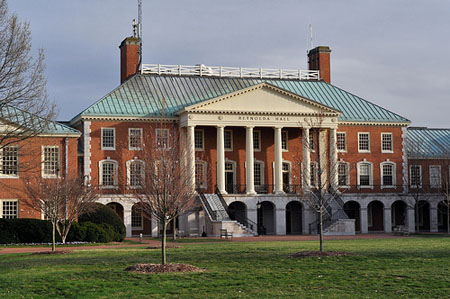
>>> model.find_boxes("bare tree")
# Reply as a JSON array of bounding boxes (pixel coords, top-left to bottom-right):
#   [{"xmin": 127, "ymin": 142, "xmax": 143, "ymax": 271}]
[
  {"xmin": 0, "ymin": 0, "xmax": 55, "ymax": 150},
  {"xmin": 21, "ymin": 176, "xmax": 98, "ymax": 251},
  {"xmin": 133, "ymin": 122, "xmax": 198, "ymax": 264}
]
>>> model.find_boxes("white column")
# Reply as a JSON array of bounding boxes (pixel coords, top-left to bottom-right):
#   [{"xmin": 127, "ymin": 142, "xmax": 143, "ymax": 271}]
[
  {"xmin": 407, "ymin": 207, "xmax": 415, "ymax": 233},
  {"xmin": 275, "ymin": 208, "xmax": 286, "ymax": 235},
  {"xmin": 274, "ymin": 127, "xmax": 284, "ymax": 194},
  {"xmin": 302, "ymin": 127, "xmax": 311, "ymax": 192},
  {"xmin": 384, "ymin": 207, "xmax": 392, "ymax": 233},
  {"xmin": 430, "ymin": 206, "xmax": 438, "ymax": 232},
  {"xmin": 151, "ymin": 217, "xmax": 158, "ymax": 237},
  {"xmin": 216, "ymin": 126, "xmax": 226, "ymax": 194},
  {"xmin": 329, "ymin": 128, "xmax": 338, "ymax": 189},
  {"xmin": 124, "ymin": 208, "xmax": 132, "ymax": 237},
  {"xmin": 187, "ymin": 125, "xmax": 196, "ymax": 191},
  {"xmin": 246, "ymin": 126, "xmax": 256, "ymax": 194},
  {"xmin": 360, "ymin": 207, "xmax": 368, "ymax": 233}
]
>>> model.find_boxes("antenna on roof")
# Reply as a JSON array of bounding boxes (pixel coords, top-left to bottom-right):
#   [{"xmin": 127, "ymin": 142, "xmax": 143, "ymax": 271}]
[
  {"xmin": 309, "ymin": 24, "xmax": 314, "ymax": 50},
  {"xmin": 137, "ymin": 0, "xmax": 143, "ymax": 69}
]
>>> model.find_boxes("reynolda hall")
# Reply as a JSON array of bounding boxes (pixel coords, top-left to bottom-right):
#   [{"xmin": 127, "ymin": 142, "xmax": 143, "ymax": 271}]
[{"xmin": 1, "ymin": 35, "xmax": 449, "ymax": 237}]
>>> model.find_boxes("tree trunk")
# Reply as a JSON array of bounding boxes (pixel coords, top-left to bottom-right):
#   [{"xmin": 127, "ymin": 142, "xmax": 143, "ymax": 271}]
[
  {"xmin": 161, "ymin": 220, "xmax": 167, "ymax": 265},
  {"xmin": 319, "ymin": 210, "xmax": 323, "ymax": 252},
  {"xmin": 52, "ymin": 221, "xmax": 56, "ymax": 252},
  {"xmin": 173, "ymin": 216, "xmax": 177, "ymax": 241}
]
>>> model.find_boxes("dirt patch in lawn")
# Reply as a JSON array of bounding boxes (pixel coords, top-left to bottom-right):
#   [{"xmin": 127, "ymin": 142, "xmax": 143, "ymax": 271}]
[
  {"xmin": 289, "ymin": 251, "xmax": 353, "ymax": 258},
  {"xmin": 146, "ymin": 245, "xmax": 180, "ymax": 249},
  {"xmin": 125, "ymin": 263, "xmax": 204, "ymax": 274},
  {"xmin": 32, "ymin": 250, "xmax": 72, "ymax": 255}
]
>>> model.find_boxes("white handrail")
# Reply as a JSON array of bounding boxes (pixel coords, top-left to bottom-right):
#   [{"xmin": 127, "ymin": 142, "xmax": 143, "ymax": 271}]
[{"xmin": 140, "ymin": 64, "xmax": 320, "ymax": 80}]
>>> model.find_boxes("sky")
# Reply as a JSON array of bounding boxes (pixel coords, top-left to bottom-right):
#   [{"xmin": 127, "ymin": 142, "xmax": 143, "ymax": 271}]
[{"xmin": 8, "ymin": 0, "xmax": 450, "ymax": 127}]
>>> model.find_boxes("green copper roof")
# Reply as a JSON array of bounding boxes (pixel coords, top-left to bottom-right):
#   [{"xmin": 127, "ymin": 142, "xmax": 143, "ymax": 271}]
[
  {"xmin": 407, "ymin": 127, "xmax": 450, "ymax": 158},
  {"xmin": 1, "ymin": 105, "xmax": 80, "ymax": 136},
  {"xmin": 73, "ymin": 74, "xmax": 410, "ymax": 124}
]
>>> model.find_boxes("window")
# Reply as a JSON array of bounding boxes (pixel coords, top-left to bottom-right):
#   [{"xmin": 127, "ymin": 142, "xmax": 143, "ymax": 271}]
[
  {"xmin": 224, "ymin": 130, "xmax": 233, "ymax": 151},
  {"xmin": 99, "ymin": 160, "xmax": 117, "ymax": 188},
  {"xmin": 195, "ymin": 161, "xmax": 207, "ymax": 189},
  {"xmin": 253, "ymin": 130, "xmax": 261, "ymax": 151},
  {"xmin": 131, "ymin": 205, "xmax": 143, "ymax": 229},
  {"xmin": 129, "ymin": 128, "xmax": 142, "ymax": 150},
  {"xmin": 195, "ymin": 129, "xmax": 204, "ymax": 151},
  {"xmin": 0, "ymin": 146, "xmax": 18, "ymax": 177},
  {"xmin": 156, "ymin": 128, "xmax": 169, "ymax": 149},
  {"xmin": 430, "ymin": 165, "xmax": 441, "ymax": 188},
  {"xmin": 309, "ymin": 131, "xmax": 315, "ymax": 151},
  {"xmin": 254, "ymin": 161, "xmax": 264, "ymax": 186},
  {"xmin": 410, "ymin": 165, "xmax": 422, "ymax": 188},
  {"xmin": 337, "ymin": 132, "xmax": 347, "ymax": 152},
  {"xmin": 282, "ymin": 162, "xmax": 291, "ymax": 192},
  {"xmin": 42, "ymin": 146, "xmax": 60, "ymax": 178},
  {"xmin": 101, "ymin": 128, "xmax": 115, "ymax": 150},
  {"xmin": 358, "ymin": 133, "xmax": 370, "ymax": 152},
  {"xmin": 357, "ymin": 161, "xmax": 373, "ymax": 187},
  {"xmin": 338, "ymin": 162, "xmax": 349, "ymax": 187},
  {"xmin": 310, "ymin": 162, "xmax": 317, "ymax": 187},
  {"xmin": 381, "ymin": 162, "xmax": 395, "ymax": 187},
  {"xmin": 0, "ymin": 200, "xmax": 18, "ymax": 219},
  {"xmin": 281, "ymin": 130, "xmax": 288, "ymax": 151},
  {"xmin": 381, "ymin": 133, "xmax": 393, "ymax": 153},
  {"xmin": 127, "ymin": 160, "xmax": 144, "ymax": 188}
]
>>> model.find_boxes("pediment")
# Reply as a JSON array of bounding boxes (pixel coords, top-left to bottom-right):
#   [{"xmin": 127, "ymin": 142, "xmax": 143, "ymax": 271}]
[{"xmin": 183, "ymin": 83, "xmax": 340, "ymax": 116}]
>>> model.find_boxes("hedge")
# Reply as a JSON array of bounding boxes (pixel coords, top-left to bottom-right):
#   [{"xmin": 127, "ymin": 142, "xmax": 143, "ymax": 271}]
[
  {"xmin": 78, "ymin": 204, "xmax": 126, "ymax": 241},
  {"xmin": 0, "ymin": 219, "xmax": 59, "ymax": 244}
]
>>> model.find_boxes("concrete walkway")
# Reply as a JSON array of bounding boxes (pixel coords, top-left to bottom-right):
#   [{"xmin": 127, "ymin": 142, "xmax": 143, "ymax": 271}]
[{"xmin": 0, "ymin": 233, "xmax": 422, "ymax": 255}]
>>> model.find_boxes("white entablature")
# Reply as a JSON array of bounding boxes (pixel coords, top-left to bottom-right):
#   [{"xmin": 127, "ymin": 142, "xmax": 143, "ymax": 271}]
[{"xmin": 178, "ymin": 83, "xmax": 340, "ymax": 128}]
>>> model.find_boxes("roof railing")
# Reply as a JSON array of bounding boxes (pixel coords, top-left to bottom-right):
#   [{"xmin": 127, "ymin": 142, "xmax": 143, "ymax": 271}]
[{"xmin": 140, "ymin": 64, "xmax": 320, "ymax": 81}]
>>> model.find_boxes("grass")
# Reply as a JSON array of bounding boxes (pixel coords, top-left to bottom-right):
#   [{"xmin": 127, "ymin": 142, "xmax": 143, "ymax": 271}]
[
  {"xmin": 0, "ymin": 239, "xmax": 141, "ymax": 248},
  {"xmin": 147, "ymin": 237, "xmax": 229, "ymax": 243},
  {"xmin": 0, "ymin": 236, "xmax": 449, "ymax": 298}
]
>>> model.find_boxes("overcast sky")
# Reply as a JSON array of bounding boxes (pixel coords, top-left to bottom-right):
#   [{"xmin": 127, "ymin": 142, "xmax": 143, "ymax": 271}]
[{"xmin": 8, "ymin": 0, "xmax": 450, "ymax": 127}]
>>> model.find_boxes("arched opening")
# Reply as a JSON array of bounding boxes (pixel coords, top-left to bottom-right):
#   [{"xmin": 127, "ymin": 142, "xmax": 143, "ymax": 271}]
[
  {"xmin": 107, "ymin": 202, "xmax": 124, "ymax": 222},
  {"xmin": 368, "ymin": 200, "xmax": 384, "ymax": 231},
  {"xmin": 286, "ymin": 201, "xmax": 302, "ymax": 234},
  {"xmin": 438, "ymin": 201, "xmax": 449, "ymax": 232},
  {"xmin": 257, "ymin": 201, "xmax": 275, "ymax": 235},
  {"xmin": 392, "ymin": 200, "xmax": 407, "ymax": 227},
  {"xmin": 344, "ymin": 201, "xmax": 361, "ymax": 233},
  {"xmin": 415, "ymin": 200, "xmax": 430, "ymax": 232},
  {"xmin": 228, "ymin": 201, "xmax": 247, "ymax": 226}
]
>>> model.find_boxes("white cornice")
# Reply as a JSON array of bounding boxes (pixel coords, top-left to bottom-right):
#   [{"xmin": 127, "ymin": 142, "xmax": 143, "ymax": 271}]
[{"xmin": 79, "ymin": 116, "xmax": 179, "ymax": 122}]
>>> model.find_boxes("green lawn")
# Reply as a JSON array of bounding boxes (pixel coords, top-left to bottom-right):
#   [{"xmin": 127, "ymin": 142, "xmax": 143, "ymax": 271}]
[{"xmin": 0, "ymin": 236, "xmax": 449, "ymax": 298}]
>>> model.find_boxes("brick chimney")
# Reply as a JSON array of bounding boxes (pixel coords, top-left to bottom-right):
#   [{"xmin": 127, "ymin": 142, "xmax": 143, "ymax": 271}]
[
  {"xmin": 308, "ymin": 46, "xmax": 331, "ymax": 84},
  {"xmin": 119, "ymin": 37, "xmax": 140, "ymax": 83}
]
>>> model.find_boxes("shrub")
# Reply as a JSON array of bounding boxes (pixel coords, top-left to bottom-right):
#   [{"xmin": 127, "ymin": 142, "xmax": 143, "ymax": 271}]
[
  {"xmin": 0, "ymin": 219, "xmax": 60, "ymax": 244},
  {"xmin": 82, "ymin": 222, "xmax": 109, "ymax": 243},
  {"xmin": 66, "ymin": 222, "xmax": 86, "ymax": 242},
  {"xmin": 79, "ymin": 204, "xmax": 126, "ymax": 241}
]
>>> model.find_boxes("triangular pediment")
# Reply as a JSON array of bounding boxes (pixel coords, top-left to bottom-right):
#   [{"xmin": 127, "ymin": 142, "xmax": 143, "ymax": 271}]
[{"xmin": 183, "ymin": 83, "xmax": 340, "ymax": 116}]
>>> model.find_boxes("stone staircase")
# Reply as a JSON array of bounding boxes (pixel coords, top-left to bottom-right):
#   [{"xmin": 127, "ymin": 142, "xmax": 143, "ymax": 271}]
[{"xmin": 203, "ymin": 193, "xmax": 230, "ymax": 221}]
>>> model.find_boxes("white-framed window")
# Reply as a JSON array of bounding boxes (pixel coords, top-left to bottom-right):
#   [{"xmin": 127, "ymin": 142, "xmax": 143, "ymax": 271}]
[
  {"xmin": 357, "ymin": 160, "xmax": 373, "ymax": 188},
  {"xmin": 381, "ymin": 133, "xmax": 393, "ymax": 153},
  {"xmin": 410, "ymin": 165, "xmax": 422, "ymax": 188},
  {"xmin": 0, "ymin": 146, "xmax": 19, "ymax": 178},
  {"xmin": 253, "ymin": 130, "xmax": 261, "ymax": 151},
  {"xmin": 254, "ymin": 160, "xmax": 264, "ymax": 187},
  {"xmin": 337, "ymin": 132, "xmax": 347, "ymax": 152},
  {"xmin": 195, "ymin": 129, "xmax": 204, "ymax": 151},
  {"xmin": 0, "ymin": 199, "xmax": 18, "ymax": 219},
  {"xmin": 127, "ymin": 159, "xmax": 144, "ymax": 188},
  {"xmin": 195, "ymin": 160, "xmax": 207, "ymax": 189},
  {"xmin": 99, "ymin": 159, "xmax": 118, "ymax": 188},
  {"xmin": 101, "ymin": 128, "xmax": 115, "ymax": 150},
  {"xmin": 129, "ymin": 128, "xmax": 143, "ymax": 150},
  {"xmin": 42, "ymin": 146, "xmax": 60, "ymax": 178},
  {"xmin": 282, "ymin": 161, "xmax": 291, "ymax": 192},
  {"xmin": 131, "ymin": 205, "xmax": 143, "ymax": 229},
  {"xmin": 156, "ymin": 128, "xmax": 169, "ymax": 149},
  {"xmin": 380, "ymin": 161, "xmax": 396, "ymax": 188},
  {"xmin": 224, "ymin": 130, "xmax": 233, "ymax": 151},
  {"xmin": 309, "ymin": 130, "xmax": 315, "ymax": 151},
  {"xmin": 281, "ymin": 130, "xmax": 288, "ymax": 151},
  {"xmin": 358, "ymin": 133, "xmax": 370, "ymax": 153},
  {"xmin": 337, "ymin": 162, "xmax": 350, "ymax": 187},
  {"xmin": 430, "ymin": 165, "xmax": 441, "ymax": 188},
  {"xmin": 310, "ymin": 162, "xmax": 318, "ymax": 187}
]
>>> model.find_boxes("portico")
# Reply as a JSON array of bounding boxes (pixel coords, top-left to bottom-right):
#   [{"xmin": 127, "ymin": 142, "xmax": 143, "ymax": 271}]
[{"xmin": 178, "ymin": 83, "xmax": 341, "ymax": 195}]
